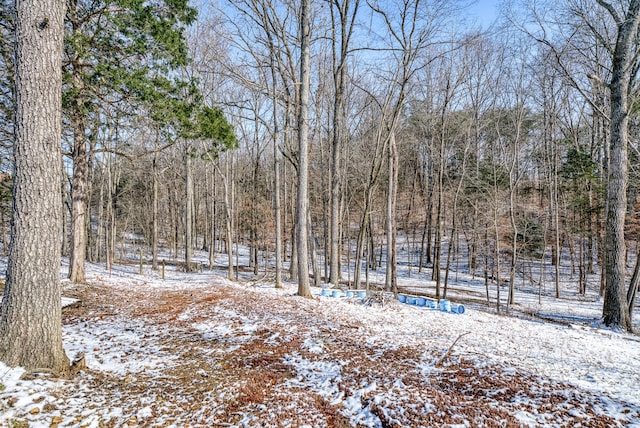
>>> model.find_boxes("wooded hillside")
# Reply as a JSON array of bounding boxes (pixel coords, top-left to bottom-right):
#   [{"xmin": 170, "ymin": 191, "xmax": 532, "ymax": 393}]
[{"xmin": 0, "ymin": 0, "xmax": 639, "ymax": 331}]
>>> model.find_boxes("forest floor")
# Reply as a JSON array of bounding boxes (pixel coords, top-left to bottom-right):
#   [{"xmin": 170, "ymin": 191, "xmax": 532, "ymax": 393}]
[{"xmin": 0, "ymin": 259, "xmax": 640, "ymax": 427}]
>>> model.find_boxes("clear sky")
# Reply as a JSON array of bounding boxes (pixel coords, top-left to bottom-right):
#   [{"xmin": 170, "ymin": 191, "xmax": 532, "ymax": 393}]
[{"xmin": 466, "ymin": 0, "xmax": 500, "ymax": 29}]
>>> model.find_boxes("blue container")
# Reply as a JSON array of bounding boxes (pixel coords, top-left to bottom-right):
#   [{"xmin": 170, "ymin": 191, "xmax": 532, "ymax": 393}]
[
  {"xmin": 332, "ymin": 290, "xmax": 342, "ymax": 298},
  {"xmin": 426, "ymin": 299, "xmax": 437, "ymax": 309},
  {"xmin": 451, "ymin": 303, "xmax": 465, "ymax": 314},
  {"xmin": 439, "ymin": 299, "xmax": 451, "ymax": 312},
  {"xmin": 346, "ymin": 290, "xmax": 355, "ymax": 298},
  {"xmin": 398, "ymin": 294, "xmax": 406, "ymax": 303},
  {"xmin": 416, "ymin": 297, "xmax": 427, "ymax": 307},
  {"xmin": 357, "ymin": 290, "xmax": 367, "ymax": 298},
  {"xmin": 321, "ymin": 288, "xmax": 331, "ymax": 297},
  {"xmin": 407, "ymin": 296, "xmax": 417, "ymax": 305}
]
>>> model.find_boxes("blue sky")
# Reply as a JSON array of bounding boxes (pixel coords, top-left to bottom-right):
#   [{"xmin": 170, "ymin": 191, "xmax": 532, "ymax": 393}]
[{"xmin": 466, "ymin": 0, "xmax": 500, "ymax": 28}]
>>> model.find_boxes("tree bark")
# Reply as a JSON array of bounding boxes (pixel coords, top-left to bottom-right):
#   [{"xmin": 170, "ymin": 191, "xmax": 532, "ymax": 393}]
[
  {"xmin": 385, "ymin": 131, "xmax": 398, "ymax": 292},
  {"xmin": 267, "ymin": 34, "xmax": 283, "ymax": 288},
  {"xmin": 221, "ymin": 155, "xmax": 234, "ymax": 280},
  {"xmin": 329, "ymin": 0, "xmax": 359, "ymax": 287},
  {"xmin": 67, "ymin": 0, "xmax": 87, "ymax": 284},
  {"xmin": 185, "ymin": 147, "xmax": 193, "ymax": 272},
  {"xmin": 152, "ymin": 152, "xmax": 159, "ymax": 270},
  {"xmin": 627, "ymin": 246, "xmax": 640, "ymax": 320},
  {"xmin": 601, "ymin": 0, "xmax": 640, "ymax": 331},
  {"xmin": 0, "ymin": 0, "xmax": 69, "ymax": 372},
  {"xmin": 296, "ymin": 0, "xmax": 312, "ymax": 297},
  {"xmin": 68, "ymin": 112, "xmax": 87, "ymax": 283}
]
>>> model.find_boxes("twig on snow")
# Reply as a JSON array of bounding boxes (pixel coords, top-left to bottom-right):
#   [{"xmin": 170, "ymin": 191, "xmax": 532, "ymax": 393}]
[{"xmin": 433, "ymin": 332, "xmax": 470, "ymax": 368}]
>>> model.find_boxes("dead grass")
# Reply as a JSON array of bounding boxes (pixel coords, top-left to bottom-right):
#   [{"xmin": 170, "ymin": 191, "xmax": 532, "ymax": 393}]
[{"xmin": 50, "ymin": 278, "xmax": 639, "ymax": 427}]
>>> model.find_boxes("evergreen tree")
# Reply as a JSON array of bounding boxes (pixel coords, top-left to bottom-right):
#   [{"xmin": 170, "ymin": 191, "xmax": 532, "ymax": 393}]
[{"xmin": 64, "ymin": 0, "xmax": 198, "ymax": 282}]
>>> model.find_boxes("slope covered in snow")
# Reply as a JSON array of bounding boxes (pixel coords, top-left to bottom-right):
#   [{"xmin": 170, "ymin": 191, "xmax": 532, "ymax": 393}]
[{"xmin": 0, "ymin": 258, "xmax": 638, "ymax": 427}]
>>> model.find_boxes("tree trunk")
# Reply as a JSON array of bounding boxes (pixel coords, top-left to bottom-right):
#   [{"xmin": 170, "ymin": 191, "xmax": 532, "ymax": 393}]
[
  {"xmin": 0, "ymin": 0, "xmax": 69, "ymax": 372},
  {"xmin": 224, "ymin": 156, "xmax": 234, "ymax": 280},
  {"xmin": 68, "ymin": 112, "xmax": 87, "ymax": 283},
  {"xmin": 354, "ymin": 192, "xmax": 373, "ymax": 289},
  {"xmin": 289, "ymin": 222, "xmax": 298, "ymax": 278},
  {"xmin": 270, "ymin": 57, "xmax": 283, "ymax": 289},
  {"xmin": 185, "ymin": 147, "xmax": 193, "ymax": 272},
  {"xmin": 68, "ymin": 1, "xmax": 88, "ymax": 283},
  {"xmin": 296, "ymin": 0, "xmax": 312, "ymax": 298},
  {"xmin": 209, "ymin": 167, "xmax": 216, "ymax": 268},
  {"xmin": 602, "ymin": 0, "xmax": 640, "ymax": 331},
  {"xmin": 329, "ymin": 0, "xmax": 359, "ymax": 286},
  {"xmin": 86, "ymin": 152, "xmax": 94, "ymax": 262},
  {"xmin": 385, "ymin": 131, "xmax": 398, "ymax": 292},
  {"xmin": 309, "ymin": 211, "xmax": 321, "ymax": 288},
  {"xmin": 627, "ymin": 246, "xmax": 640, "ymax": 320},
  {"xmin": 152, "ymin": 152, "xmax": 159, "ymax": 270},
  {"xmin": 553, "ymin": 142, "xmax": 561, "ymax": 298},
  {"xmin": 329, "ymin": 117, "xmax": 342, "ymax": 286},
  {"xmin": 96, "ymin": 167, "xmax": 105, "ymax": 263},
  {"xmin": 508, "ymin": 179, "xmax": 518, "ymax": 307},
  {"xmin": 432, "ymin": 160, "xmax": 443, "ymax": 298}
]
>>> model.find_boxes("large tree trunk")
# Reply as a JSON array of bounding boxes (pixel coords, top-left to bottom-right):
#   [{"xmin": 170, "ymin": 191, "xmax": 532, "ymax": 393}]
[
  {"xmin": 296, "ymin": 0, "xmax": 312, "ymax": 297},
  {"xmin": 0, "ymin": 0, "xmax": 69, "ymax": 372},
  {"xmin": 601, "ymin": 0, "xmax": 640, "ymax": 331}
]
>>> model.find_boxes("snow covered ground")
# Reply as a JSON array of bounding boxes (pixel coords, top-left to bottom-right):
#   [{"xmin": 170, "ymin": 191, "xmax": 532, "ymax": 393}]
[{"xmin": 0, "ymin": 248, "xmax": 639, "ymax": 426}]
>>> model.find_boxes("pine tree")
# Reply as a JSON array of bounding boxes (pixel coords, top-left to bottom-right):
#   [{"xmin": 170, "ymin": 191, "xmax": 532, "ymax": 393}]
[
  {"xmin": 0, "ymin": 0, "xmax": 69, "ymax": 372},
  {"xmin": 65, "ymin": 0, "xmax": 198, "ymax": 283}
]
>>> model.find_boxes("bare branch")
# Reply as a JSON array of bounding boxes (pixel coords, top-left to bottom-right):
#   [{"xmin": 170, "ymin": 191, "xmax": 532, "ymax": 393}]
[
  {"xmin": 433, "ymin": 332, "xmax": 470, "ymax": 368},
  {"xmin": 595, "ymin": 0, "xmax": 622, "ymax": 26}
]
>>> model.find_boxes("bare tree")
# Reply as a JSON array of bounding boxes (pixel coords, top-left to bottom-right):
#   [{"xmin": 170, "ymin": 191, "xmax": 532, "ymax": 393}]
[
  {"xmin": 329, "ymin": 0, "xmax": 360, "ymax": 287},
  {"xmin": 527, "ymin": 0, "xmax": 640, "ymax": 331},
  {"xmin": 600, "ymin": 0, "xmax": 640, "ymax": 330},
  {"xmin": 296, "ymin": 0, "xmax": 313, "ymax": 297},
  {"xmin": 364, "ymin": 0, "xmax": 455, "ymax": 292}
]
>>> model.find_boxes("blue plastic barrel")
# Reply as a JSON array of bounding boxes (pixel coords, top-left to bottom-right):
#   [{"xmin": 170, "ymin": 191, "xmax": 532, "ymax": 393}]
[
  {"xmin": 398, "ymin": 294, "xmax": 406, "ymax": 303},
  {"xmin": 439, "ymin": 299, "xmax": 451, "ymax": 312},
  {"xmin": 451, "ymin": 303, "xmax": 465, "ymax": 314}
]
